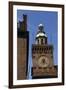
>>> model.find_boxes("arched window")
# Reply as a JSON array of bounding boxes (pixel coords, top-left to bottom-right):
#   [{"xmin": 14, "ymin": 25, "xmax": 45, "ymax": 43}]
[
  {"xmin": 41, "ymin": 38, "xmax": 43, "ymax": 44},
  {"xmin": 38, "ymin": 39, "xmax": 39, "ymax": 44}
]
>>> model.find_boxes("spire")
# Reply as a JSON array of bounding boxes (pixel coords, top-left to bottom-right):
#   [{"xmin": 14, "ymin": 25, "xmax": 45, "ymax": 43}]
[
  {"xmin": 38, "ymin": 24, "xmax": 44, "ymax": 32},
  {"xmin": 36, "ymin": 23, "xmax": 47, "ymax": 38},
  {"xmin": 35, "ymin": 23, "xmax": 47, "ymax": 45}
]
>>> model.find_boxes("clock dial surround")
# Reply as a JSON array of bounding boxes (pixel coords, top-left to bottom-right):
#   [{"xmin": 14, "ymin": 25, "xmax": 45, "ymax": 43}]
[{"xmin": 38, "ymin": 56, "xmax": 49, "ymax": 67}]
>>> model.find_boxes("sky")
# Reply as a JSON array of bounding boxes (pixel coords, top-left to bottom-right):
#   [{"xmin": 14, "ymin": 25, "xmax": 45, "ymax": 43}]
[{"xmin": 17, "ymin": 10, "xmax": 58, "ymax": 79}]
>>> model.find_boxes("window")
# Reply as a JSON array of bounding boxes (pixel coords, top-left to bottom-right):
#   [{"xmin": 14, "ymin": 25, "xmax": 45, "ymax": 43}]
[
  {"xmin": 41, "ymin": 39, "xmax": 43, "ymax": 44},
  {"xmin": 38, "ymin": 39, "xmax": 39, "ymax": 44}
]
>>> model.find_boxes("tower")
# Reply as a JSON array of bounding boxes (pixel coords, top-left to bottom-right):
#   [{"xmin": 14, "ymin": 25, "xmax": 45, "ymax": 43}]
[
  {"xmin": 32, "ymin": 24, "xmax": 57, "ymax": 79},
  {"xmin": 17, "ymin": 15, "xmax": 29, "ymax": 80}
]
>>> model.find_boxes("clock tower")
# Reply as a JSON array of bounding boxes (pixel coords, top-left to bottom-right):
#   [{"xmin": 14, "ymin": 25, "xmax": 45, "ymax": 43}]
[{"xmin": 32, "ymin": 24, "xmax": 57, "ymax": 79}]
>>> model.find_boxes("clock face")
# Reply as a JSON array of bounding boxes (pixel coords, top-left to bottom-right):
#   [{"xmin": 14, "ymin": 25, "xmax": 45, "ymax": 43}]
[{"xmin": 38, "ymin": 56, "xmax": 49, "ymax": 67}]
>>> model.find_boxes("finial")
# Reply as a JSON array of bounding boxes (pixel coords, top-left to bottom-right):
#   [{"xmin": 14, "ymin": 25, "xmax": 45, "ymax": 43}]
[{"xmin": 38, "ymin": 24, "xmax": 44, "ymax": 31}]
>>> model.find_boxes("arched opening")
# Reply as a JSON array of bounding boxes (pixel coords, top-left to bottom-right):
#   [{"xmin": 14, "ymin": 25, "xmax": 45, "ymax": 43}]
[{"xmin": 41, "ymin": 38, "xmax": 43, "ymax": 44}]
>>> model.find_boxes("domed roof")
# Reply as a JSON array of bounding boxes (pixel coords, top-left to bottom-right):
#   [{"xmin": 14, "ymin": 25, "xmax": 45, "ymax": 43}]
[
  {"xmin": 36, "ymin": 32, "xmax": 47, "ymax": 38},
  {"xmin": 36, "ymin": 23, "xmax": 47, "ymax": 38},
  {"xmin": 38, "ymin": 24, "xmax": 43, "ymax": 27}
]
